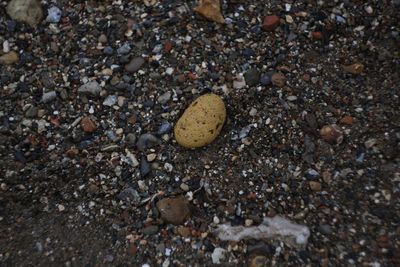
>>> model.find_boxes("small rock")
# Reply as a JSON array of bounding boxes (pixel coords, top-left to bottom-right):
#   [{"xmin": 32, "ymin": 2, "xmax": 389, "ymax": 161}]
[
  {"xmin": 319, "ymin": 224, "xmax": 332, "ymax": 235},
  {"xmin": 103, "ymin": 95, "xmax": 117, "ymax": 107},
  {"xmin": 309, "ymin": 181, "xmax": 322, "ymax": 191},
  {"xmin": 311, "ymin": 31, "xmax": 323, "ymax": 39},
  {"xmin": 260, "ymin": 74, "xmax": 271, "ymax": 85},
  {"xmin": 262, "ymin": 15, "xmax": 280, "ymax": 31},
  {"xmin": 211, "ymin": 247, "xmax": 226, "ymax": 264},
  {"xmin": 157, "ymin": 92, "xmax": 171, "ymax": 104},
  {"xmin": 41, "ymin": 91, "xmax": 57, "ymax": 103},
  {"xmin": 287, "ymin": 95, "xmax": 297, "ymax": 101},
  {"xmin": 244, "ymin": 69, "xmax": 260, "ymax": 87},
  {"xmin": 117, "ymin": 43, "xmax": 131, "ymax": 55},
  {"xmin": 177, "ymin": 226, "xmax": 191, "ymax": 237},
  {"xmin": 98, "ymin": 34, "xmax": 108, "ymax": 44},
  {"xmin": 365, "ymin": 138, "xmax": 377, "ymax": 149},
  {"xmin": 25, "ymin": 106, "xmax": 38, "ymax": 118},
  {"xmin": 125, "ymin": 133, "xmax": 137, "ymax": 146},
  {"xmin": 6, "ymin": 0, "xmax": 43, "ymax": 27},
  {"xmin": 271, "ymin": 73, "xmax": 286, "ymax": 87},
  {"xmin": 343, "ymin": 63, "xmax": 364, "ymax": 75},
  {"xmin": 193, "ymin": 0, "xmax": 225, "ymax": 24},
  {"xmin": 180, "ymin": 183, "xmax": 189, "ymax": 192},
  {"xmin": 140, "ymin": 157, "xmax": 151, "ymax": 177},
  {"xmin": 81, "ymin": 117, "xmax": 97, "ymax": 133},
  {"xmin": 142, "ymin": 225, "xmax": 159, "ymax": 235},
  {"xmin": 117, "ymin": 188, "xmax": 141, "ymax": 204},
  {"xmin": 146, "ymin": 153, "xmax": 157, "ymax": 162},
  {"xmin": 46, "ymin": 6, "xmax": 61, "ymax": 23},
  {"xmin": 320, "ymin": 124, "xmax": 343, "ymax": 144},
  {"xmin": 339, "ymin": 115, "xmax": 353, "ymax": 125},
  {"xmin": 78, "ymin": 81, "xmax": 101, "ymax": 96},
  {"xmin": 137, "ymin": 133, "xmax": 160, "ymax": 151},
  {"xmin": 156, "ymin": 196, "xmax": 190, "ymax": 225},
  {"xmin": 233, "ymin": 74, "xmax": 246, "ymax": 89},
  {"xmin": 125, "ymin": 57, "xmax": 145, "ymax": 73},
  {"xmin": 322, "ymin": 171, "xmax": 332, "ymax": 184},
  {"xmin": 0, "ymin": 51, "xmax": 19, "ymax": 65},
  {"xmin": 157, "ymin": 121, "xmax": 172, "ymax": 135}
]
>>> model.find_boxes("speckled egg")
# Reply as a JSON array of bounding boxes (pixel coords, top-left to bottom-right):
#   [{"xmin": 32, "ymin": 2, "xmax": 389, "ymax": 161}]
[{"xmin": 174, "ymin": 94, "xmax": 226, "ymax": 148}]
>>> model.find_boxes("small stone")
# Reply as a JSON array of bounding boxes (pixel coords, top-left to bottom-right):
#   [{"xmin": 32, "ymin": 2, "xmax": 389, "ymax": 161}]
[
  {"xmin": 177, "ymin": 227, "xmax": 191, "ymax": 237},
  {"xmin": 319, "ymin": 224, "xmax": 332, "ymax": 235},
  {"xmin": 146, "ymin": 153, "xmax": 157, "ymax": 162},
  {"xmin": 245, "ymin": 219, "xmax": 253, "ymax": 226},
  {"xmin": 244, "ymin": 69, "xmax": 260, "ymax": 87},
  {"xmin": 365, "ymin": 138, "xmax": 377, "ymax": 149},
  {"xmin": 142, "ymin": 225, "xmax": 159, "ymax": 235},
  {"xmin": 287, "ymin": 95, "xmax": 297, "ymax": 101},
  {"xmin": 125, "ymin": 133, "xmax": 137, "ymax": 146},
  {"xmin": 103, "ymin": 95, "xmax": 117, "ymax": 107},
  {"xmin": 25, "ymin": 106, "xmax": 38, "ymax": 118},
  {"xmin": 81, "ymin": 117, "xmax": 97, "ymax": 133},
  {"xmin": 6, "ymin": 0, "xmax": 43, "ymax": 27},
  {"xmin": 302, "ymin": 74, "xmax": 311, "ymax": 82},
  {"xmin": 271, "ymin": 73, "xmax": 286, "ymax": 87},
  {"xmin": 156, "ymin": 196, "xmax": 190, "ymax": 225},
  {"xmin": 309, "ymin": 181, "xmax": 322, "ymax": 191},
  {"xmin": 78, "ymin": 81, "xmax": 101, "ymax": 96},
  {"xmin": 320, "ymin": 124, "xmax": 343, "ymax": 144},
  {"xmin": 343, "ymin": 63, "xmax": 364, "ymax": 75},
  {"xmin": 180, "ymin": 183, "xmax": 189, "ymax": 192},
  {"xmin": 211, "ymin": 247, "xmax": 226, "ymax": 264},
  {"xmin": 157, "ymin": 121, "xmax": 172, "ymax": 135},
  {"xmin": 260, "ymin": 74, "xmax": 271, "ymax": 85},
  {"xmin": 103, "ymin": 46, "xmax": 114, "ymax": 55},
  {"xmin": 157, "ymin": 92, "xmax": 171, "ymax": 104},
  {"xmin": 125, "ymin": 57, "xmax": 145, "ymax": 73},
  {"xmin": 193, "ymin": 0, "xmax": 225, "ymax": 24},
  {"xmin": 117, "ymin": 188, "xmax": 141, "ymax": 204},
  {"xmin": 117, "ymin": 96, "xmax": 126, "ymax": 107},
  {"xmin": 233, "ymin": 74, "xmax": 246, "ymax": 89},
  {"xmin": 41, "ymin": 91, "xmax": 57, "ymax": 103},
  {"xmin": 322, "ymin": 171, "xmax": 332, "ymax": 184},
  {"xmin": 311, "ymin": 31, "xmax": 323, "ymax": 39},
  {"xmin": 339, "ymin": 115, "xmax": 353, "ymax": 125},
  {"xmin": 117, "ymin": 43, "xmax": 131, "ymax": 55},
  {"xmin": 98, "ymin": 34, "xmax": 107, "ymax": 44},
  {"xmin": 0, "ymin": 51, "xmax": 19, "ymax": 65},
  {"xmin": 262, "ymin": 15, "xmax": 280, "ymax": 31},
  {"xmin": 46, "ymin": 6, "xmax": 61, "ymax": 23},
  {"xmin": 137, "ymin": 133, "xmax": 160, "ymax": 151},
  {"xmin": 140, "ymin": 157, "xmax": 151, "ymax": 178}
]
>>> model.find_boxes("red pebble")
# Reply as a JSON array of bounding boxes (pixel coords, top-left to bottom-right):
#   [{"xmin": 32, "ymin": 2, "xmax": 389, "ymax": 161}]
[{"xmin": 262, "ymin": 15, "xmax": 280, "ymax": 31}]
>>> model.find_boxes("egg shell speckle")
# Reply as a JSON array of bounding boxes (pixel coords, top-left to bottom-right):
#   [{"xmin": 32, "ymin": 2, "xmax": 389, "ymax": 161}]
[{"xmin": 174, "ymin": 94, "xmax": 226, "ymax": 148}]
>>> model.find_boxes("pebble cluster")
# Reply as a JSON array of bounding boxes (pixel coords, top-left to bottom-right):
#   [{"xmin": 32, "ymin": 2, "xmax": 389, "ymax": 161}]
[{"xmin": 0, "ymin": 0, "xmax": 399, "ymax": 266}]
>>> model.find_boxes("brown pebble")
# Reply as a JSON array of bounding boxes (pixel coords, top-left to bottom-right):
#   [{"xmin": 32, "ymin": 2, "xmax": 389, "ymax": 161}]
[
  {"xmin": 320, "ymin": 124, "xmax": 343, "ymax": 144},
  {"xmin": 312, "ymin": 31, "xmax": 323, "ymax": 39},
  {"xmin": 81, "ymin": 117, "xmax": 97, "ymax": 133},
  {"xmin": 0, "ymin": 51, "xmax": 19, "ymax": 65},
  {"xmin": 303, "ymin": 74, "xmax": 311, "ymax": 82},
  {"xmin": 156, "ymin": 196, "xmax": 190, "ymax": 225},
  {"xmin": 309, "ymin": 181, "xmax": 322, "ymax": 191},
  {"xmin": 193, "ymin": 0, "xmax": 225, "ymax": 24},
  {"xmin": 271, "ymin": 73, "xmax": 286, "ymax": 87},
  {"xmin": 177, "ymin": 226, "xmax": 191, "ymax": 237},
  {"xmin": 322, "ymin": 171, "xmax": 332, "ymax": 184},
  {"xmin": 343, "ymin": 63, "xmax": 364, "ymax": 75},
  {"xmin": 339, "ymin": 115, "xmax": 354, "ymax": 125},
  {"xmin": 262, "ymin": 15, "xmax": 280, "ymax": 31}
]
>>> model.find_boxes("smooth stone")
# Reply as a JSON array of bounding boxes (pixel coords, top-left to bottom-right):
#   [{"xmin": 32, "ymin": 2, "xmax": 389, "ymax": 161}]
[
  {"xmin": 41, "ymin": 91, "xmax": 57, "ymax": 103},
  {"xmin": 78, "ymin": 81, "xmax": 101, "ymax": 95},
  {"xmin": 156, "ymin": 196, "xmax": 190, "ymax": 225},
  {"xmin": 125, "ymin": 57, "xmax": 145, "ymax": 73},
  {"xmin": 244, "ymin": 69, "xmax": 260, "ymax": 87},
  {"xmin": 6, "ymin": 0, "xmax": 43, "ymax": 27}
]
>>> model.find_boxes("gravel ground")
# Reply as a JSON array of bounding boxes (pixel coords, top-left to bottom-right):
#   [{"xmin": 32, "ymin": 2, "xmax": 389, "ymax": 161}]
[{"xmin": 1, "ymin": 0, "xmax": 399, "ymax": 266}]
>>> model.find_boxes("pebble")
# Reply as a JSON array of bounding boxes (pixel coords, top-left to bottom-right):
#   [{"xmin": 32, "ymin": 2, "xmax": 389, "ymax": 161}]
[
  {"xmin": 157, "ymin": 92, "xmax": 171, "ymax": 104},
  {"xmin": 157, "ymin": 121, "xmax": 172, "ymax": 135},
  {"xmin": 117, "ymin": 43, "xmax": 131, "ymax": 55},
  {"xmin": 244, "ymin": 69, "xmax": 260, "ymax": 87},
  {"xmin": 339, "ymin": 115, "xmax": 354, "ymax": 125},
  {"xmin": 146, "ymin": 153, "xmax": 157, "ymax": 162},
  {"xmin": 211, "ymin": 247, "xmax": 226, "ymax": 264},
  {"xmin": 125, "ymin": 133, "xmax": 137, "ymax": 146},
  {"xmin": 6, "ymin": 0, "xmax": 43, "ymax": 27},
  {"xmin": 142, "ymin": 225, "xmax": 159, "ymax": 235},
  {"xmin": 103, "ymin": 95, "xmax": 117, "ymax": 107},
  {"xmin": 177, "ymin": 227, "xmax": 191, "ymax": 237},
  {"xmin": 320, "ymin": 124, "xmax": 343, "ymax": 144},
  {"xmin": 262, "ymin": 15, "xmax": 280, "ymax": 31},
  {"xmin": 249, "ymin": 255, "xmax": 268, "ymax": 267},
  {"xmin": 156, "ymin": 196, "xmax": 190, "ymax": 225},
  {"xmin": 81, "ymin": 117, "xmax": 97, "ymax": 133},
  {"xmin": 41, "ymin": 91, "xmax": 57, "ymax": 103},
  {"xmin": 137, "ymin": 133, "xmax": 160, "ymax": 151},
  {"xmin": 271, "ymin": 73, "xmax": 286, "ymax": 87},
  {"xmin": 46, "ymin": 6, "xmax": 61, "ymax": 23},
  {"xmin": 78, "ymin": 81, "xmax": 101, "ymax": 95},
  {"xmin": 125, "ymin": 57, "xmax": 145, "ymax": 73},
  {"xmin": 140, "ymin": 157, "xmax": 151, "ymax": 177},
  {"xmin": 364, "ymin": 138, "xmax": 377, "ymax": 149},
  {"xmin": 0, "ymin": 51, "xmax": 19, "ymax": 65},
  {"xmin": 103, "ymin": 46, "xmax": 114, "ymax": 55},
  {"xmin": 98, "ymin": 34, "xmax": 107, "ymax": 44},
  {"xmin": 117, "ymin": 188, "xmax": 141, "ymax": 204},
  {"xmin": 287, "ymin": 96, "xmax": 297, "ymax": 101},
  {"xmin": 343, "ymin": 63, "xmax": 364, "ymax": 75},
  {"xmin": 180, "ymin": 183, "xmax": 189, "ymax": 192},
  {"xmin": 260, "ymin": 74, "xmax": 271, "ymax": 85},
  {"xmin": 309, "ymin": 181, "xmax": 322, "ymax": 191},
  {"xmin": 193, "ymin": 0, "xmax": 225, "ymax": 24}
]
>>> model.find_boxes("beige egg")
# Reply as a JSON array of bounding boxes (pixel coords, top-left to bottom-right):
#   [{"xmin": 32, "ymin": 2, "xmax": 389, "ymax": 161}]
[{"xmin": 174, "ymin": 94, "xmax": 226, "ymax": 148}]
